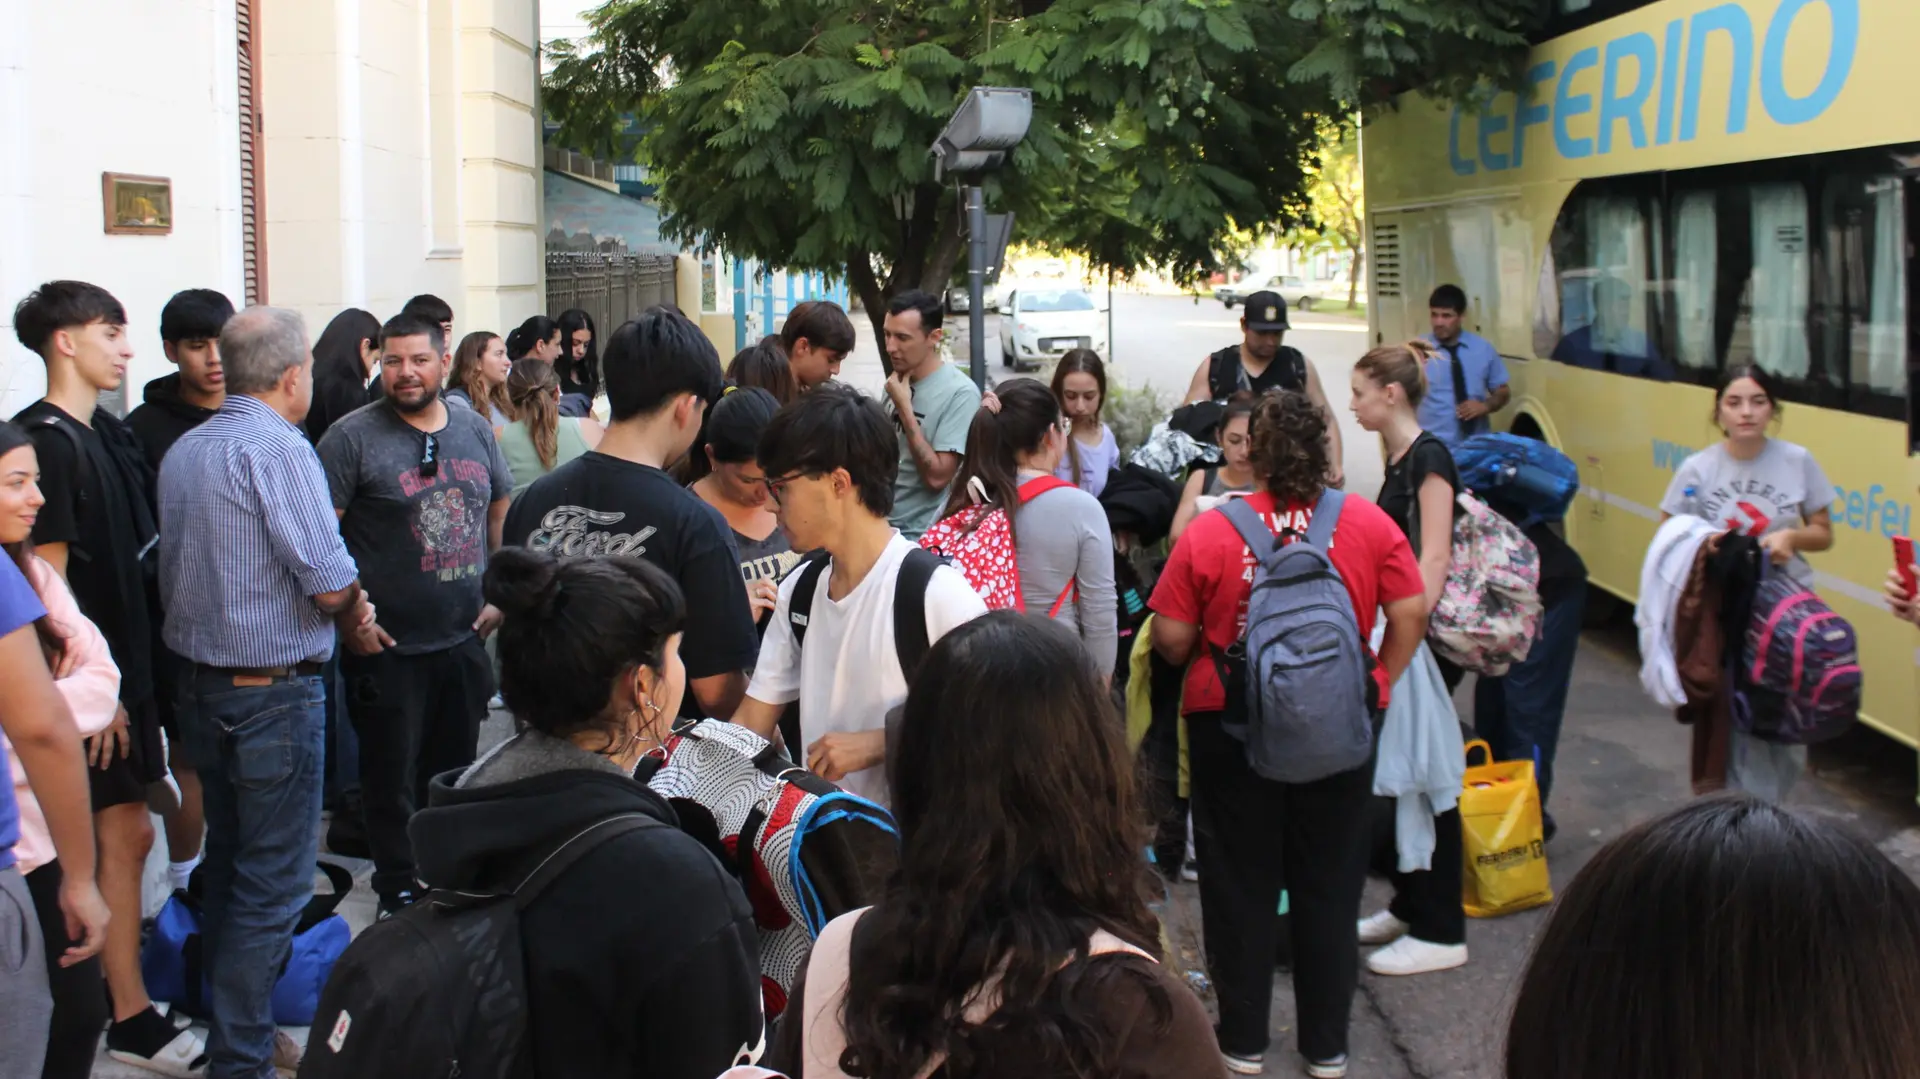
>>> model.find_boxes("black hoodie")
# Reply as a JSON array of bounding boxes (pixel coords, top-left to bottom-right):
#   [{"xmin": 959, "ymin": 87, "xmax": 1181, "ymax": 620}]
[
  {"xmin": 409, "ymin": 731, "xmax": 767, "ymax": 1079},
  {"xmin": 126, "ymin": 373, "xmax": 220, "ymax": 468}
]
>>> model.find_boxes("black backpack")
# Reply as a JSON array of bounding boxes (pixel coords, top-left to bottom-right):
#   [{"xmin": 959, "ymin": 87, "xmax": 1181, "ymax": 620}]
[{"xmin": 301, "ymin": 815, "xmax": 658, "ymax": 1079}]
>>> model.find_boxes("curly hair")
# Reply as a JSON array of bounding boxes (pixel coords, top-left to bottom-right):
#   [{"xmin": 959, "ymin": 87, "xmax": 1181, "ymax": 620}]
[{"xmin": 1248, "ymin": 389, "xmax": 1330, "ymax": 505}]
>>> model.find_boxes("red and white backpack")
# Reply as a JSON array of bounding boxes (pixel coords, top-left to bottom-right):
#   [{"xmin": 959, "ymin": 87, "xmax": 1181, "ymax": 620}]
[{"xmin": 918, "ymin": 475, "xmax": 1078, "ymax": 615}]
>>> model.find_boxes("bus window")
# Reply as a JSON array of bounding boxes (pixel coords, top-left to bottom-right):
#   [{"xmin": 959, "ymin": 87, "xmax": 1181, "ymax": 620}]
[
  {"xmin": 1541, "ymin": 188, "xmax": 1670, "ymax": 379},
  {"xmin": 1735, "ymin": 183, "xmax": 1813, "ymax": 381},
  {"xmin": 1819, "ymin": 174, "xmax": 1906, "ymax": 413},
  {"xmin": 1669, "ymin": 191, "xmax": 1719, "ymax": 374}
]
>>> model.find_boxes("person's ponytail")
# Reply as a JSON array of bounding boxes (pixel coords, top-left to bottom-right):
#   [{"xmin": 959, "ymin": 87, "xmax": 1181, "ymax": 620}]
[
  {"xmin": 939, "ymin": 379, "xmax": 1060, "ymax": 543},
  {"xmin": 507, "ymin": 358, "xmax": 561, "ymax": 470}
]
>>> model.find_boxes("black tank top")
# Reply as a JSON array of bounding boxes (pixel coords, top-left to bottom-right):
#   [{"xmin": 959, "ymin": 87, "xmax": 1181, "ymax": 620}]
[{"xmin": 1206, "ymin": 344, "xmax": 1307, "ymax": 402}]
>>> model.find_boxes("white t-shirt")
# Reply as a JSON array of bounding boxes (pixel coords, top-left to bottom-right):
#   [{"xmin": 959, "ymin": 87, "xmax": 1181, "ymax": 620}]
[
  {"xmin": 1659, "ymin": 438, "xmax": 1835, "ymax": 585},
  {"xmin": 746, "ymin": 534, "xmax": 987, "ymax": 805}
]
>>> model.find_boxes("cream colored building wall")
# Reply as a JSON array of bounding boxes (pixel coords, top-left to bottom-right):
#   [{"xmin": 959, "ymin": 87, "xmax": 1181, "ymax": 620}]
[
  {"xmin": 0, "ymin": 0, "xmax": 245, "ymax": 417},
  {"xmin": 263, "ymin": 0, "xmax": 540, "ymax": 342}
]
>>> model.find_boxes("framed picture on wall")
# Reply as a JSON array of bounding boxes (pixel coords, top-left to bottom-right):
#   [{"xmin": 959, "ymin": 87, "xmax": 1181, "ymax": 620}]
[{"xmin": 102, "ymin": 173, "xmax": 172, "ymax": 235}]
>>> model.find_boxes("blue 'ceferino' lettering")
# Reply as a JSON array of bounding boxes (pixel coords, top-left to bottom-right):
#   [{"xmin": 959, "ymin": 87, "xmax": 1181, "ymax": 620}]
[{"xmin": 1449, "ymin": 0, "xmax": 1859, "ymax": 176}]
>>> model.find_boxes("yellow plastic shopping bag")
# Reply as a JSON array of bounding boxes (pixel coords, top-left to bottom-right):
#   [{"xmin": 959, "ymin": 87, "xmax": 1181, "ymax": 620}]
[{"xmin": 1459, "ymin": 740, "xmax": 1553, "ymax": 918}]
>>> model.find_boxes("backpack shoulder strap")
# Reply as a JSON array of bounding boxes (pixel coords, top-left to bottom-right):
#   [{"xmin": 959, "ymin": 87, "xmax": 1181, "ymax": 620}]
[
  {"xmin": 1305, "ymin": 488, "xmax": 1346, "ymax": 549},
  {"xmin": 1017, "ymin": 475, "xmax": 1073, "ymax": 503},
  {"xmin": 1219, "ymin": 497, "xmax": 1274, "ymax": 558},
  {"xmin": 28, "ymin": 414, "xmax": 93, "ymax": 508},
  {"xmin": 893, "ymin": 548, "xmax": 940, "ymax": 681},
  {"xmin": 513, "ymin": 814, "xmax": 658, "ymax": 909},
  {"xmin": 787, "ymin": 550, "xmax": 831, "ymax": 653}
]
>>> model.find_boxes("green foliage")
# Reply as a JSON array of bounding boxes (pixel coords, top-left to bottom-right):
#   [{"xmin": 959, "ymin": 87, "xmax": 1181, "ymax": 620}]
[
  {"xmin": 1104, "ymin": 379, "xmax": 1173, "ymax": 463},
  {"xmin": 545, "ymin": 0, "xmax": 1536, "ymax": 340}
]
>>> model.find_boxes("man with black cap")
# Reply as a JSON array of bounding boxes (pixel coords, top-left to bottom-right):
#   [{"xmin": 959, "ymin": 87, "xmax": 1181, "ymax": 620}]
[{"xmin": 1183, "ymin": 289, "xmax": 1343, "ymax": 487}]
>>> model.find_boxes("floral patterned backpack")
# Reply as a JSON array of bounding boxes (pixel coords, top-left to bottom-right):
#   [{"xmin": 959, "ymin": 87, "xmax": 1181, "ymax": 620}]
[
  {"xmin": 918, "ymin": 475, "xmax": 1079, "ymax": 614},
  {"xmin": 1426, "ymin": 490, "xmax": 1543, "ymax": 676}
]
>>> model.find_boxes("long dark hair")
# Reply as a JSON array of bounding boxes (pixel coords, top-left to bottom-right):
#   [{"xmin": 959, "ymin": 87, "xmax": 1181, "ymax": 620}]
[
  {"xmin": 940, "ymin": 379, "xmax": 1060, "ymax": 543},
  {"xmin": 555, "ymin": 308, "xmax": 600, "ymax": 399},
  {"xmin": 0, "ymin": 423, "xmax": 68, "ymax": 665},
  {"xmin": 1248, "ymin": 389, "xmax": 1329, "ymax": 505},
  {"xmin": 312, "ymin": 308, "xmax": 380, "ymax": 389},
  {"xmin": 840, "ymin": 613, "xmax": 1167, "ymax": 1078},
  {"xmin": 506, "ymin": 359, "xmax": 561, "ymax": 470},
  {"xmin": 1508, "ymin": 796, "xmax": 1920, "ymax": 1079},
  {"xmin": 1049, "ymin": 349, "xmax": 1106, "ymax": 488}
]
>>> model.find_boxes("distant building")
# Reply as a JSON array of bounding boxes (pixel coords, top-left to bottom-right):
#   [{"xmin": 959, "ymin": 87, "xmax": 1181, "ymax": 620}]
[{"xmin": 0, "ymin": 0, "xmax": 543, "ymax": 414}]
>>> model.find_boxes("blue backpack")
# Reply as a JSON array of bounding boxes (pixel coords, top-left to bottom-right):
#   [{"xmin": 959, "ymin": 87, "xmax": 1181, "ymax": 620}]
[
  {"xmin": 1216, "ymin": 491, "xmax": 1376, "ymax": 784},
  {"xmin": 1453, "ymin": 433, "xmax": 1579, "ymax": 528},
  {"xmin": 142, "ymin": 861, "xmax": 353, "ymax": 1025}
]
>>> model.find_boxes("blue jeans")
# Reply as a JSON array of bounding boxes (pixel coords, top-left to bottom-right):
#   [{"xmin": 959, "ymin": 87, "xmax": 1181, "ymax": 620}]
[
  {"xmin": 178, "ymin": 671, "xmax": 326, "ymax": 1079},
  {"xmin": 1474, "ymin": 586, "xmax": 1585, "ymax": 811}
]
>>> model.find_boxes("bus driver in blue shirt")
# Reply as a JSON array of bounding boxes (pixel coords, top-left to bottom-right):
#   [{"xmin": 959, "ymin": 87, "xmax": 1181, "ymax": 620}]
[{"xmin": 1418, "ymin": 284, "xmax": 1510, "ymax": 449}]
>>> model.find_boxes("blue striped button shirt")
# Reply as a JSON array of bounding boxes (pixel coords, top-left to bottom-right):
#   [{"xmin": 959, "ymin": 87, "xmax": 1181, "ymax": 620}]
[{"xmin": 158, "ymin": 394, "xmax": 359, "ymax": 667}]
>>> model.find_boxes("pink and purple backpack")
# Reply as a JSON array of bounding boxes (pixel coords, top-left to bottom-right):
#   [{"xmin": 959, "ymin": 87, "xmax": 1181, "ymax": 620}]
[{"xmin": 1735, "ymin": 573, "xmax": 1861, "ymax": 745}]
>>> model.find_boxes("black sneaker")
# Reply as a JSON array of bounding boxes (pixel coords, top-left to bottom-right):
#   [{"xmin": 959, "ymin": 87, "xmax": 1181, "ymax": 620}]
[
  {"xmin": 106, "ymin": 1005, "xmax": 208, "ymax": 1077},
  {"xmin": 377, "ymin": 891, "xmax": 418, "ymax": 920}
]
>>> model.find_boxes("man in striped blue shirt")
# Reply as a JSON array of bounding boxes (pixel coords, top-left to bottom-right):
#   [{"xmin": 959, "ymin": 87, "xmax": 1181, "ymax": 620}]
[{"xmin": 157, "ymin": 306, "xmax": 386, "ymax": 1079}]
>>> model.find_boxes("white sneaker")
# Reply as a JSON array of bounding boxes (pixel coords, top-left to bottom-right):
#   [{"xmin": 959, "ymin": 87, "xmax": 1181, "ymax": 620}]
[
  {"xmin": 1367, "ymin": 935, "xmax": 1468, "ymax": 976},
  {"xmin": 1356, "ymin": 909, "xmax": 1410, "ymax": 946},
  {"xmin": 1306, "ymin": 1054, "xmax": 1349, "ymax": 1078},
  {"xmin": 1221, "ymin": 1050, "xmax": 1263, "ymax": 1075}
]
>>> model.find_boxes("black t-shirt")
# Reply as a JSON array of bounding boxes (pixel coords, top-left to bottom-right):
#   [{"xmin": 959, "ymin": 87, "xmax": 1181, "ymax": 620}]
[
  {"xmin": 12, "ymin": 401, "xmax": 159, "ymax": 707},
  {"xmin": 320, "ymin": 403, "xmax": 516, "ymax": 653},
  {"xmin": 504, "ymin": 452, "xmax": 758, "ymax": 713},
  {"xmin": 1205, "ymin": 344, "xmax": 1307, "ymax": 402},
  {"xmin": 1377, "ymin": 431, "xmax": 1462, "ymax": 556}
]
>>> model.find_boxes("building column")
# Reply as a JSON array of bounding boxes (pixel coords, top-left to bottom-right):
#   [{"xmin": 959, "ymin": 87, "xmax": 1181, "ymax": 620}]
[{"xmin": 458, "ymin": 0, "xmax": 541, "ymax": 334}]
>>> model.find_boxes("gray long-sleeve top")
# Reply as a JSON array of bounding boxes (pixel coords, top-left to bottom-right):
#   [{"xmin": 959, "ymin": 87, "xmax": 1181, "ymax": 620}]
[{"xmin": 1014, "ymin": 483, "xmax": 1118, "ymax": 671}]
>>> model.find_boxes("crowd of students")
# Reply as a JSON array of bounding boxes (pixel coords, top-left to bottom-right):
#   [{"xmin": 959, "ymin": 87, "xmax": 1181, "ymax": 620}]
[{"xmin": 1, "ymin": 273, "xmax": 1917, "ymax": 1079}]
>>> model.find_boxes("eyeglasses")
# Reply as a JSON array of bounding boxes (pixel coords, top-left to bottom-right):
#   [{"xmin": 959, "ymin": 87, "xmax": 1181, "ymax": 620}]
[
  {"xmin": 419, "ymin": 432, "xmax": 439, "ymax": 478},
  {"xmin": 763, "ymin": 470, "xmax": 814, "ymax": 505}
]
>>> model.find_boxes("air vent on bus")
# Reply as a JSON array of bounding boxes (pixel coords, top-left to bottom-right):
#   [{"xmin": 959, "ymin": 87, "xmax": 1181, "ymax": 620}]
[{"xmin": 1372, "ymin": 220, "xmax": 1401, "ymax": 298}]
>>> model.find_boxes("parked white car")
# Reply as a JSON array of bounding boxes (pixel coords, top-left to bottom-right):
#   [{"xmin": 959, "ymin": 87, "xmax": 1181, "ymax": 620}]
[
  {"xmin": 998, "ymin": 287, "xmax": 1107, "ymax": 367},
  {"xmin": 945, "ymin": 284, "xmax": 1002, "ymax": 314},
  {"xmin": 1214, "ymin": 274, "xmax": 1319, "ymax": 311}
]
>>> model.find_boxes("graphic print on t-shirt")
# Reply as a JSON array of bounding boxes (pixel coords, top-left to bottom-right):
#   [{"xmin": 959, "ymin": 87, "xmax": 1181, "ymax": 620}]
[
  {"xmin": 525, "ymin": 504, "xmax": 658, "ymax": 556},
  {"xmin": 400, "ymin": 460, "xmax": 491, "ymax": 579},
  {"xmin": 1692, "ymin": 481, "xmax": 1799, "ymax": 537}
]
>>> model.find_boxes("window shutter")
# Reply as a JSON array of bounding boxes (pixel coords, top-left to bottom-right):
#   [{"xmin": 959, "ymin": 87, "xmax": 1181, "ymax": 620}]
[{"xmin": 238, "ymin": 0, "xmax": 267, "ymax": 304}]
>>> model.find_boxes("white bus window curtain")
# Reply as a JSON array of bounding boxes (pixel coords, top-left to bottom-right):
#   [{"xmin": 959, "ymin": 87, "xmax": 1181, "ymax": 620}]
[
  {"xmin": 1591, "ymin": 196, "xmax": 1653, "ymax": 354},
  {"xmin": 1748, "ymin": 183, "xmax": 1811, "ymax": 379},
  {"xmin": 1867, "ymin": 179, "xmax": 1906, "ymax": 394},
  {"xmin": 1672, "ymin": 192, "xmax": 1718, "ymax": 371}
]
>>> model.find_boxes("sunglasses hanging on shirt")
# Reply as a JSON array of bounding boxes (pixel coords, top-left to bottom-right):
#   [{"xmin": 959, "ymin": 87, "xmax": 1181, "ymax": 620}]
[{"xmin": 419, "ymin": 432, "xmax": 440, "ymax": 478}]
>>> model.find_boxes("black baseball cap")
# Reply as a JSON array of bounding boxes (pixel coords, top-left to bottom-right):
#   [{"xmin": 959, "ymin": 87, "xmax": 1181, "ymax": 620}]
[{"xmin": 1242, "ymin": 291, "xmax": 1289, "ymax": 332}]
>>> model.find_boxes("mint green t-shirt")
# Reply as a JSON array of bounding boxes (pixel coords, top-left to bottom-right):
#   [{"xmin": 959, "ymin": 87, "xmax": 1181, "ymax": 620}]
[{"xmin": 887, "ymin": 362, "xmax": 982, "ymax": 538}]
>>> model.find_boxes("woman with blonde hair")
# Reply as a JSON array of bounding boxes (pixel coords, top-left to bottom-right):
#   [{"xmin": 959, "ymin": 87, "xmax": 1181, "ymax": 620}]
[
  {"xmin": 446, "ymin": 331, "xmax": 514, "ymax": 425},
  {"xmin": 496, "ymin": 358, "xmax": 603, "ymax": 496}
]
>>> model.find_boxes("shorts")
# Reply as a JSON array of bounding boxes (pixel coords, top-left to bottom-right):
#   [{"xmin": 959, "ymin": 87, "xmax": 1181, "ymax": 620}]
[{"xmin": 88, "ymin": 697, "xmax": 167, "ymax": 811}]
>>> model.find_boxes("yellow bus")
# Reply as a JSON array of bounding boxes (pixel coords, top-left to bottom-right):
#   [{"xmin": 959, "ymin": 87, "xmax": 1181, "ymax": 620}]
[{"xmin": 1361, "ymin": 0, "xmax": 1919, "ymax": 750}]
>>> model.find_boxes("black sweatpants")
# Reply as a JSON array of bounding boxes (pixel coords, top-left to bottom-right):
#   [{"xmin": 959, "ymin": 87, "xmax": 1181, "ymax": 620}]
[
  {"xmin": 344, "ymin": 637, "xmax": 493, "ymax": 903},
  {"xmin": 25, "ymin": 860, "xmax": 109, "ymax": 1079},
  {"xmin": 1371, "ymin": 799, "xmax": 1465, "ymax": 945},
  {"xmin": 1188, "ymin": 711, "xmax": 1375, "ymax": 1062}
]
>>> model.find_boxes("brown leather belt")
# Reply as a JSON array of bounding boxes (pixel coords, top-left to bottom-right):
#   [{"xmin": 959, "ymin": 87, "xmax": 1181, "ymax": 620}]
[{"xmin": 197, "ymin": 660, "xmax": 324, "ymax": 686}]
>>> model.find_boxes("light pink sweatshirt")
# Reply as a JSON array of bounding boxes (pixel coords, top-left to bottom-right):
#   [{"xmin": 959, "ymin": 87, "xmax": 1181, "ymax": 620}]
[{"xmin": 5, "ymin": 556, "xmax": 119, "ymax": 875}]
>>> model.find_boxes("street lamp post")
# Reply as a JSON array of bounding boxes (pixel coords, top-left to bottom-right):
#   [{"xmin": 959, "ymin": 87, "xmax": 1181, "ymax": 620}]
[{"xmin": 932, "ymin": 87, "xmax": 1032, "ymax": 388}]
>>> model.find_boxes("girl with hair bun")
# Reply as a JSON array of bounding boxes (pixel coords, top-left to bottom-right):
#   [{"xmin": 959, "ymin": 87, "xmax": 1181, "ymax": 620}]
[
  {"xmin": 1349, "ymin": 342, "xmax": 1472, "ymax": 979},
  {"xmin": 408, "ymin": 547, "xmax": 764, "ymax": 1079},
  {"xmin": 939, "ymin": 378, "xmax": 1117, "ymax": 671}
]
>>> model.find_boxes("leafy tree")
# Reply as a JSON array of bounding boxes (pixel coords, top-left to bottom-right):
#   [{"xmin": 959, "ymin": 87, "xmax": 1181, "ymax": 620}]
[
  {"xmin": 545, "ymin": 0, "xmax": 1536, "ymax": 343},
  {"xmin": 1282, "ymin": 121, "xmax": 1365, "ymax": 309}
]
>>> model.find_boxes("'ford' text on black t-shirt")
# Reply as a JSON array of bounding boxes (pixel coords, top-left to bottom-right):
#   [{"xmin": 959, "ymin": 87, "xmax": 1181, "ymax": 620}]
[{"xmin": 503, "ymin": 452, "xmax": 759, "ymax": 714}]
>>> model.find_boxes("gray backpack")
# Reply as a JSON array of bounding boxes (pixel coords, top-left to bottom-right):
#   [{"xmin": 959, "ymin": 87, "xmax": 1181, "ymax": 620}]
[{"xmin": 1217, "ymin": 491, "xmax": 1375, "ymax": 783}]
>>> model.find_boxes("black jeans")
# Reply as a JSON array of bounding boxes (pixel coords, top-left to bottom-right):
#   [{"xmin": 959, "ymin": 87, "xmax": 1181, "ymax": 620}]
[
  {"xmin": 345, "ymin": 637, "xmax": 493, "ymax": 903},
  {"xmin": 1188, "ymin": 711, "xmax": 1375, "ymax": 1062},
  {"xmin": 1371, "ymin": 799, "xmax": 1465, "ymax": 945},
  {"xmin": 25, "ymin": 860, "xmax": 108, "ymax": 1079}
]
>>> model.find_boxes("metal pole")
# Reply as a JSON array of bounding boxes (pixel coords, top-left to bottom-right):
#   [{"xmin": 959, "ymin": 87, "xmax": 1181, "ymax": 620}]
[
  {"xmin": 732, "ymin": 258, "xmax": 747, "ymax": 353},
  {"xmin": 1107, "ymin": 265, "xmax": 1115, "ymax": 365},
  {"xmin": 966, "ymin": 183, "xmax": 987, "ymax": 388}
]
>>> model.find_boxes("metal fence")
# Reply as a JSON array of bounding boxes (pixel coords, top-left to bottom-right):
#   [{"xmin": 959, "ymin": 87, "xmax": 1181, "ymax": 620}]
[{"xmin": 544, "ymin": 251, "xmax": 679, "ymax": 331}]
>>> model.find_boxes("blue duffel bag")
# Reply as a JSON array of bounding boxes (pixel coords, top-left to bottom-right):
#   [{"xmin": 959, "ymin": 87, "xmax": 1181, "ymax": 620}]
[
  {"xmin": 141, "ymin": 861, "xmax": 353, "ymax": 1026},
  {"xmin": 1454, "ymin": 433, "xmax": 1580, "ymax": 528}
]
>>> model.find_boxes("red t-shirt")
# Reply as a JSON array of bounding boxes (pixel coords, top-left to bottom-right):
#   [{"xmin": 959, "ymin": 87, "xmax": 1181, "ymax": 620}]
[{"xmin": 1149, "ymin": 490, "xmax": 1424, "ymax": 713}]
